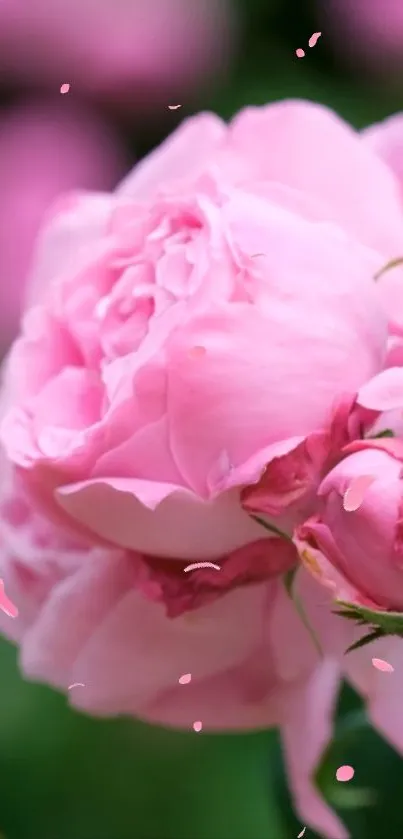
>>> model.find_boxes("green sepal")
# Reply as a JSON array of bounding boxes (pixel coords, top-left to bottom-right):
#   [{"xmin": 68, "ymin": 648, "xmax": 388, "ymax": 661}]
[
  {"xmin": 283, "ymin": 565, "xmax": 298, "ymax": 597},
  {"xmin": 345, "ymin": 628, "xmax": 386, "ymax": 654},
  {"xmin": 369, "ymin": 429, "xmax": 395, "ymax": 439},
  {"xmin": 335, "ymin": 600, "xmax": 403, "ymax": 635},
  {"xmin": 334, "ymin": 600, "xmax": 403, "ymax": 653}
]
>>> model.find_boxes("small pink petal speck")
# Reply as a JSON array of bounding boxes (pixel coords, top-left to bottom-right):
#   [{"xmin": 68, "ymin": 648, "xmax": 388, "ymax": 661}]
[
  {"xmin": 60, "ymin": 84, "xmax": 70, "ymax": 94},
  {"xmin": 336, "ymin": 765, "xmax": 355, "ymax": 782},
  {"xmin": 372, "ymin": 657, "xmax": 394, "ymax": 673},
  {"xmin": 296, "ymin": 48, "xmax": 305, "ymax": 58},
  {"xmin": 193, "ymin": 720, "xmax": 203, "ymax": 733},
  {"xmin": 179, "ymin": 673, "xmax": 192, "ymax": 685},
  {"xmin": 168, "ymin": 105, "xmax": 182, "ymax": 110},
  {"xmin": 297, "ymin": 829, "xmax": 306, "ymax": 838},
  {"xmin": 309, "ymin": 32, "xmax": 322, "ymax": 48},
  {"xmin": 188, "ymin": 345, "xmax": 206, "ymax": 359},
  {"xmin": 0, "ymin": 580, "xmax": 18, "ymax": 618},
  {"xmin": 343, "ymin": 475, "xmax": 375, "ymax": 512}
]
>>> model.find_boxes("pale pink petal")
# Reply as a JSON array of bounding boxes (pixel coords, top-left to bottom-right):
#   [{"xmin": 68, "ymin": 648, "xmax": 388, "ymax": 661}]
[
  {"xmin": 164, "ymin": 205, "xmax": 384, "ymax": 493},
  {"xmin": 117, "ymin": 113, "xmax": 226, "ymax": 200},
  {"xmin": 363, "ymin": 113, "xmax": 403, "ymax": 198},
  {"xmin": 229, "ymin": 100, "xmax": 403, "ymax": 253},
  {"xmin": 55, "ymin": 478, "xmax": 264, "ymax": 559},
  {"xmin": 343, "ymin": 437, "xmax": 403, "ymax": 460},
  {"xmin": 271, "ymin": 572, "xmax": 349, "ymax": 839},
  {"xmin": 358, "ymin": 367, "xmax": 403, "ymax": 410},
  {"xmin": 281, "ymin": 660, "xmax": 348, "ymax": 839},
  {"xmin": 26, "ymin": 192, "xmax": 112, "ymax": 307},
  {"xmin": 344, "ymin": 637, "xmax": 403, "ymax": 753}
]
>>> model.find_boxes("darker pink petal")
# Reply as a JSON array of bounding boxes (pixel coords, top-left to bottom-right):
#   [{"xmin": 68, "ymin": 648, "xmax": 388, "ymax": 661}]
[{"xmin": 134, "ymin": 537, "xmax": 297, "ymax": 617}]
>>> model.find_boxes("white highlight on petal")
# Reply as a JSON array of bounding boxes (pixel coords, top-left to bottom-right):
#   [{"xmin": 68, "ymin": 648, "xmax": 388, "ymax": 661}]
[{"xmin": 184, "ymin": 562, "xmax": 221, "ymax": 573}]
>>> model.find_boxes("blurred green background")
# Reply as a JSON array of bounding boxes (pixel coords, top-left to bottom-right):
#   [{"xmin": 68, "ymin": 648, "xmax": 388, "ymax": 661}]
[{"xmin": 1, "ymin": 0, "xmax": 403, "ymax": 837}]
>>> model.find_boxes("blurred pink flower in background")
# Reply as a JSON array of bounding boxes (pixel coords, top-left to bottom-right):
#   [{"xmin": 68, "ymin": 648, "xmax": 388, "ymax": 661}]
[
  {"xmin": 322, "ymin": 0, "xmax": 403, "ymax": 76},
  {"xmin": 0, "ymin": 0, "xmax": 235, "ymax": 109},
  {"xmin": 0, "ymin": 99, "xmax": 128, "ymax": 350}
]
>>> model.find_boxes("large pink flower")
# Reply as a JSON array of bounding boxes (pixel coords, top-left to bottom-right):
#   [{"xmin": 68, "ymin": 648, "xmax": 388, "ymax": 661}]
[
  {"xmin": 0, "ymin": 104, "xmax": 389, "ymax": 561},
  {"xmin": 2, "ymin": 100, "xmax": 403, "ymax": 838}
]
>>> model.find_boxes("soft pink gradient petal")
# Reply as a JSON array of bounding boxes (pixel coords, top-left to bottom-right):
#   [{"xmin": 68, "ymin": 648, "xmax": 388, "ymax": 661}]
[
  {"xmin": 358, "ymin": 367, "xmax": 403, "ymax": 411},
  {"xmin": 363, "ymin": 113, "xmax": 403, "ymax": 200},
  {"xmin": 55, "ymin": 478, "xmax": 264, "ymax": 559},
  {"xmin": 229, "ymin": 100, "xmax": 403, "ymax": 254},
  {"xmin": 282, "ymin": 661, "xmax": 348, "ymax": 839},
  {"xmin": 26, "ymin": 191, "xmax": 112, "ymax": 308},
  {"xmin": 162, "ymin": 197, "xmax": 385, "ymax": 494},
  {"xmin": 118, "ymin": 113, "xmax": 226, "ymax": 200},
  {"xmin": 275, "ymin": 571, "xmax": 350, "ymax": 839}
]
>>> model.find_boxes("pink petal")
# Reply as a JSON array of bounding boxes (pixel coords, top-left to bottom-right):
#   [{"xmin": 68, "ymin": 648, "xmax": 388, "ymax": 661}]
[
  {"xmin": 308, "ymin": 32, "xmax": 322, "ymax": 48},
  {"xmin": 26, "ymin": 192, "xmax": 112, "ymax": 308},
  {"xmin": 336, "ymin": 765, "xmax": 354, "ymax": 782},
  {"xmin": 229, "ymin": 100, "xmax": 403, "ymax": 253},
  {"xmin": 363, "ymin": 113, "xmax": 403, "ymax": 198},
  {"xmin": 55, "ymin": 478, "xmax": 263, "ymax": 559},
  {"xmin": 344, "ymin": 637, "xmax": 403, "ymax": 753},
  {"xmin": 0, "ymin": 580, "xmax": 18, "ymax": 618},
  {"xmin": 343, "ymin": 474, "xmax": 376, "ymax": 511},
  {"xmin": 372, "ymin": 657, "xmax": 394, "ymax": 673},
  {"xmin": 281, "ymin": 660, "xmax": 348, "ymax": 839},
  {"xmin": 358, "ymin": 367, "xmax": 403, "ymax": 411},
  {"xmin": 117, "ymin": 113, "xmax": 226, "ymax": 200}
]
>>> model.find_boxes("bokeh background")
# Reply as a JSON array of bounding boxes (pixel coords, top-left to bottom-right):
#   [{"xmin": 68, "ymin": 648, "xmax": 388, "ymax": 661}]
[{"xmin": 0, "ymin": 1, "xmax": 403, "ymax": 837}]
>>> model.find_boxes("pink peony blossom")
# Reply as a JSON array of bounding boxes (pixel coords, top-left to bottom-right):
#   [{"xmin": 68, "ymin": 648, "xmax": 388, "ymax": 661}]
[
  {"xmin": 2, "ymin": 100, "xmax": 403, "ymax": 838},
  {"xmin": 0, "ymin": 99, "xmax": 127, "ymax": 350}
]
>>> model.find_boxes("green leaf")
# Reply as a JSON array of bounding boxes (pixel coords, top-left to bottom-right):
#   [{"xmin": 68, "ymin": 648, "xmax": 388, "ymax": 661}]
[{"xmin": 330, "ymin": 786, "xmax": 376, "ymax": 810}]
